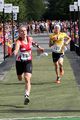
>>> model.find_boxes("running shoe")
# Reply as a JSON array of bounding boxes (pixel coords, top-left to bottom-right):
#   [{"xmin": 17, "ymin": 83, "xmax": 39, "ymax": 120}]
[
  {"xmin": 55, "ymin": 77, "xmax": 61, "ymax": 84},
  {"xmin": 24, "ymin": 95, "xmax": 30, "ymax": 105}
]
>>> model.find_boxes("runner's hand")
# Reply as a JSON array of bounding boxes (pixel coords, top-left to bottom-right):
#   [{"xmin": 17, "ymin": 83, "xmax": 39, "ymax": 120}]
[
  {"xmin": 38, "ymin": 47, "xmax": 44, "ymax": 52},
  {"xmin": 37, "ymin": 47, "xmax": 44, "ymax": 56}
]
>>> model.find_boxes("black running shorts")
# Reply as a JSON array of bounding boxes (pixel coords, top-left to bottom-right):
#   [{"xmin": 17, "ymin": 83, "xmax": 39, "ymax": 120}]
[
  {"xmin": 16, "ymin": 60, "xmax": 32, "ymax": 75},
  {"xmin": 52, "ymin": 52, "xmax": 64, "ymax": 62}
]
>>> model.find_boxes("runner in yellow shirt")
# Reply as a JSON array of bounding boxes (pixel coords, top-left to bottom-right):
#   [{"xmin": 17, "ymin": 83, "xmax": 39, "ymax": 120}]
[{"xmin": 49, "ymin": 24, "xmax": 71, "ymax": 84}]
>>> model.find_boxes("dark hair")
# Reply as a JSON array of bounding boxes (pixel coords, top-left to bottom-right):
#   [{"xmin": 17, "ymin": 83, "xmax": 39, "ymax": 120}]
[{"xmin": 51, "ymin": 25, "xmax": 54, "ymax": 30}]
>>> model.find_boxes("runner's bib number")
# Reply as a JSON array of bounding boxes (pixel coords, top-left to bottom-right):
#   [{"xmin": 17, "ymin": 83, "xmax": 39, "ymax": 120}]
[
  {"xmin": 20, "ymin": 52, "xmax": 30, "ymax": 61},
  {"xmin": 52, "ymin": 45, "xmax": 61, "ymax": 53}
]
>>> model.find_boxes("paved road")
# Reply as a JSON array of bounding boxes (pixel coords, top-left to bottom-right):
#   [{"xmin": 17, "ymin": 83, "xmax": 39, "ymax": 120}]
[
  {"xmin": 66, "ymin": 51, "xmax": 80, "ymax": 87},
  {"xmin": 0, "ymin": 45, "xmax": 4, "ymax": 64},
  {"xmin": 31, "ymin": 33, "xmax": 51, "ymax": 52}
]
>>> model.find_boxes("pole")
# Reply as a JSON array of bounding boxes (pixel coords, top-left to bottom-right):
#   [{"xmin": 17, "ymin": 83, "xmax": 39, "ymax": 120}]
[
  {"xmin": 74, "ymin": 9, "xmax": 76, "ymax": 44},
  {"xmin": 12, "ymin": 11, "xmax": 14, "ymax": 44},
  {"xmin": 70, "ymin": 12, "xmax": 72, "ymax": 37},
  {"xmin": 17, "ymin": 13, "xmax": 19, "ymax": 28},
  {"xmin": 70, "ymin": 10, "xmax": 75, "ymax": 51},
  {"xmin": 70, "ymin": 11, "xmax": 72, "ymax": 51},
  {"xmin": 75, "ymin": 6, "xmax": 80, "ymax": 56},
  {"xmin": 78, "ymin": 6, "xmax": 80, "ymax": 48},
  {"xmin": 12, "ymin": 11, "xmax": 14, "ymax": 43},
  {"xmin": 3, "ymin": 8, "xmax": 5, "ymax": 61}
]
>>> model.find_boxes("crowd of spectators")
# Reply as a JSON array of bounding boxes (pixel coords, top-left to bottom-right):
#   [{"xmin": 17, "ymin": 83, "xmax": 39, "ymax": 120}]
[
  {"xmin": 0, "ymin": 19, "xmax": 79, "ymax": 56},
  {"xmin": 25, "ymin": 20, "xmax": 79, "ymax": 44}
]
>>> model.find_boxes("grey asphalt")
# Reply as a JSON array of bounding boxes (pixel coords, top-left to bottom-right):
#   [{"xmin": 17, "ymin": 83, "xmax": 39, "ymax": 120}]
[
  {"xmin": 66, "ymin": 51, "xmax": 80, "ymax": 86},
  {"xmin": 0, "ymin": 44, "xmax": 4, "ymax": 64},
  {"xmin": 0, "ymin": 33, "xmax": 80, "ymax": 86}
]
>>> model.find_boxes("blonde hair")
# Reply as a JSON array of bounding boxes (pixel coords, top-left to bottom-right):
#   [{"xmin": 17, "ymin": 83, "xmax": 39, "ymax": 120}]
[
  {"xmin": 19, "ymin": 25, "xmax": 27, "ymax": 30},
  {"xmin": 54, "ymin": 24, "xmax": 61, "ymax": 31}
]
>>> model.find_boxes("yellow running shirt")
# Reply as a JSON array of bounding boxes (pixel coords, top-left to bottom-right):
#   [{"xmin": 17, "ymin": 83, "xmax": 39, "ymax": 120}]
[{"xmin": 49, "ymin": 32, "xmax": 68, "ymax": 53}]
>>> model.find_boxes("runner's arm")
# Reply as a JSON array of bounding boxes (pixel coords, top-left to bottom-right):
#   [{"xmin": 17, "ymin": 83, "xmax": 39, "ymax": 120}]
[
  {"xmin": 32, "ymin": 41, "xmax": 44, "ymax": 52},
  {"xmin": 14, "ymin": 41, "xmax": 20, "ymax": 56},
  {"xmin": 64, "ymin": 36, "xmax": 71, "ymax": 46}
]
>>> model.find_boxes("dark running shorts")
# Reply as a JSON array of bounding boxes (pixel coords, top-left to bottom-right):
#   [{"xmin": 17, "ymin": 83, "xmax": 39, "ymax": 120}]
[
  {"xmin": 52, "ymin": 52, "xmax": 64, "ymax": 62},
  {"xmin": 16, "ymin": 60, "xmax": 32, "ymax": 75}
]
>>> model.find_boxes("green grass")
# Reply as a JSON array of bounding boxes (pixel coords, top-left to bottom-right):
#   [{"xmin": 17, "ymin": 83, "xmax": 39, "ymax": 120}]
[{"xmin": 0, "ymin": 52, "xmax": 80, "ymax": 119}]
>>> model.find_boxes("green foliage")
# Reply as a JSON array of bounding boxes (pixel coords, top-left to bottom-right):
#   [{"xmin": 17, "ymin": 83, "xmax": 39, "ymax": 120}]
[
  {"xmin": 0, "ymin": 0, "xmax": 75, "ymax": 22},
  {"xmin": 44, "ymin": 0, "xmax": 75, "ymax": 20},
  {"xmin": 0, "ymin": 0, "xmax": 45, "ymax": 22},
  {"xmin": 4, "ymin": 0, "xmax": 27, "ymax": 22},
  {"xmin": 26, "ymin": 0, "xmax": 45, "ymax": 21}
]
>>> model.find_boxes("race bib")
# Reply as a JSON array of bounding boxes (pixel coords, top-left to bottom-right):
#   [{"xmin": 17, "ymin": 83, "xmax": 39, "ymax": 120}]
[
  {"xmin": 52, "ymin": 45, "xmax": 61, "ymax": 53},
  {"xmin": 20, "ymin": 52, "xmax": 30, "ymax": 61}
]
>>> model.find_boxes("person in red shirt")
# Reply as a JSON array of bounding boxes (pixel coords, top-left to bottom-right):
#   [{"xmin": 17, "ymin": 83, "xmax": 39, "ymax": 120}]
[{"xmin": 14, "ymin": 25, "xmax": 44, "ymax": 105}]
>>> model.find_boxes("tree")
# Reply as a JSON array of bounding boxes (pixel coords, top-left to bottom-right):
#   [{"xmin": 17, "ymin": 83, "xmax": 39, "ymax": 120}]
[
  {"xmin": 4, "ymin": 0, "xmax": 27, "ymax": 22},
  {"xmin": 26, "ymin": 0, "xmax": 45, "ymax": 21},
  {"xmin": 43, "ymin": 0, "xmax": 74, "ymax": 20},
  {"xmin": 0, "ymin": 0, "xmax": 46, "ymax": 22}
]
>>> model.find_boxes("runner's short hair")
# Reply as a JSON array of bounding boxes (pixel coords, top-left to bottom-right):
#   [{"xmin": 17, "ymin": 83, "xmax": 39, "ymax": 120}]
[{"xmin": 54, "ymin": 24, "xmax": 61, "ymax": 31}]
